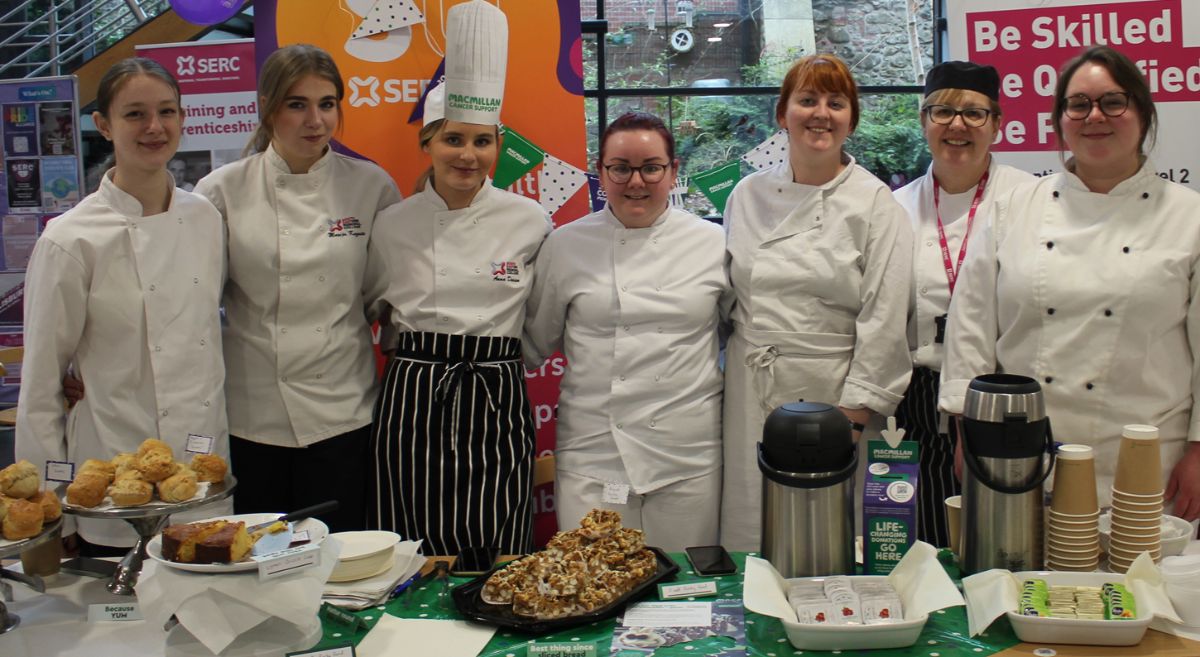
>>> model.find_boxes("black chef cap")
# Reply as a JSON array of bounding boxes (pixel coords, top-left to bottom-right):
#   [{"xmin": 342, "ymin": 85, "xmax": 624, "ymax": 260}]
[{"xmin": 924, "ymin": 61, "xmax": 1000, "ymax": 101}]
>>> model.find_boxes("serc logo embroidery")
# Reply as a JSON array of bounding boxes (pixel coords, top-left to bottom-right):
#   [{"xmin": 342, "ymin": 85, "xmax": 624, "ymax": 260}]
[
  {"xmin": 348, "ymin": 76, "xmax": 381, "ymax": 108},
  {"xmin": 176, "ymin": 56, "xmax": 196, "ymax": 76},
  {"xmin": 327, "ymin": 217, "xmax": 365, "ymax": 237},
  {"xmin": 492, "ymin": 261, "xmax": 520, "ymax": 283}
]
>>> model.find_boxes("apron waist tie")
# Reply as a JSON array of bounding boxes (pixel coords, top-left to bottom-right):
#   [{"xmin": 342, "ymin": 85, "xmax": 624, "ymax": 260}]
[
  {"xmin": 396, "ymin": 350, "xmax": 517, "ymax": 451},
  {"xmin": 736, "ymin": 327, "xmax": 855, "ymax": 412}
]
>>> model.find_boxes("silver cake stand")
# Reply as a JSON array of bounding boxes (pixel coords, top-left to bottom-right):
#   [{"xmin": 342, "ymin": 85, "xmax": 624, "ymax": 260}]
[
  {"xmin": 62, "ymin": 476, "xmax": 236, "ymax": 595},
  {"xmin": 0, "ymin": 516, "xmax": 63, "ymax": 634}
]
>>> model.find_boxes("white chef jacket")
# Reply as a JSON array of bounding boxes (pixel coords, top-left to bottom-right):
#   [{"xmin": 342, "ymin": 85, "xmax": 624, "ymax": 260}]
[
  {"xmin": 523, "ymin": 206, "xmax": 733, "ymax": 493},
  {"xmin": 720, "ymin": 156, "xmax": 913, "ymax": 551},
  {"xmin": 371, "ymin": 182, "xmax": 551, "ymax": 338},
  {"xmin": 939, "ymin": 160, "xmax": 1200, "ymax": 502},
  {"xmin": 894, "ymin": 160, "xmax": 1035, "ymax": 371},
  {"xmin": 195, "ymin": 145, "xmax": 401, "ymax": 447},
  {"xmin": 17, "ymin": 172, "xmax": 229, "ymax": 545}
]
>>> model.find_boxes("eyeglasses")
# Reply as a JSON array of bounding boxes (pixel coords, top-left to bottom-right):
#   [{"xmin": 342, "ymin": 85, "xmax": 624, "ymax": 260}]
[
  {"xmin": 603, "ymin": 163, "xmax": 668, "ymax": 184},
  {"xmin": 1062, "ymin": 92, "xmax": 1131, "ymax": 120},
  {"xmin": 922, "ymin": 105, "xmax": 993, "ymax": 127}
]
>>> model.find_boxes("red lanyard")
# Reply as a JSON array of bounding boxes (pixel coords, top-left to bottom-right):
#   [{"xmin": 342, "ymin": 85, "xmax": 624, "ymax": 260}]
[{"xmin": 933, "ymin": 170, "xmax": 989, "ymax": 296}]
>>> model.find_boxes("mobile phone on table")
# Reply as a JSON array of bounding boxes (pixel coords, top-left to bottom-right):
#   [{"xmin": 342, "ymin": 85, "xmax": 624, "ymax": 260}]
[
  {"xmin": 451, "ymin": 546, "xmax": 500, "ymax": 576},
  {"xmin": 685, "ymin": 545, "xmax": 737, "ymax": 576}
]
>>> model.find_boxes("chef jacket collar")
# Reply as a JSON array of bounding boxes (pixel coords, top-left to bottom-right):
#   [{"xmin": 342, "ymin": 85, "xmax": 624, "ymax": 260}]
[
  {"xmin": 420, "ymin": 176, "xmax": 496, "ymax": 211},
  {"xmin": 769, "ymin": 151, "xmax": 857, "ymax": 191},
  {"xmin": 98, "ymin": 167, "xmax": 176, "ymax": 218},
  {"xmin": 265, "ymin": 142, "xmax": 334, "ymax": 176},
  {"xmin": 1061, "ymin": 155, "xmax": 1154, "ymax": 196},
  {"xmin": 601, "ymin": 203, "xmax": 672, "ymax": 231}
]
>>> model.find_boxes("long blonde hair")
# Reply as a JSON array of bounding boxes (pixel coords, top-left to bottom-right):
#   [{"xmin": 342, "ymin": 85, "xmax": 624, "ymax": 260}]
[{"xmin": 246, "ymin": 44, "xmax": 344, "ymax": 156}]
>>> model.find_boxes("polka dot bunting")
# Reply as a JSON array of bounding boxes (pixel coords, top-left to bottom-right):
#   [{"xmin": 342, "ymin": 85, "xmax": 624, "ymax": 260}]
[
  {"xmin": 538, "ymin": 154, "xmax": 588, "ymax": 215},
  {"xmin": 741, "ymin": 129, "xmax": 790, "ymax": 171},
  {"xmin": 351, "ymin": 0, "xmax": 426, "ymax": 39}
]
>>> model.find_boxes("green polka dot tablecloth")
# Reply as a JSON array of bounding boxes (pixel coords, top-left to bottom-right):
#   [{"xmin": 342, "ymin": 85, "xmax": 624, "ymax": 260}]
[{"xmin": 311, "ymin": 551, "xmax": 1022, "ymax": 656}]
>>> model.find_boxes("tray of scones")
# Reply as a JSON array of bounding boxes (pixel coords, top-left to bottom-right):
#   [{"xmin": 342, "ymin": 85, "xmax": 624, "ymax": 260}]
[
  {"xmin": 452, "ymin": 509, "xmax": 678, "ymax": 632},
  {"xmin": 0, "ymin": 459, "xmax": 63, "ymax": 547},
  {"xmin": 62, "ymin": 438, "xmax": 229, "ymax": 512}
]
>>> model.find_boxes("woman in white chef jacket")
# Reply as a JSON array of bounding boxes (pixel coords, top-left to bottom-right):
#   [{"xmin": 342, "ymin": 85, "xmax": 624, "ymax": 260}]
[
  {"xmin": 940, "ymin": 45, "xmax": 1200, "ymax": 519},
  {"xmin": 892, "ymin": 61, "xmax": 1034, "ymax": 547},
  {"xmin": 524, "ymin": 112, "xmax": 732, "ymax": 552},
  {"xmin": 195, "ymin": 45, "xmax": 401, "ymax": 532},
  {"xmin": 367, "ymin": 2, "xmax": 550, "ymax": 555},
  {"xmin": 721, "ymin": 54, "xmax": 914, "ymax": 551},
  {"xmin": 17, "ymin": 58, "xmax": 229, "ymax": 552}
]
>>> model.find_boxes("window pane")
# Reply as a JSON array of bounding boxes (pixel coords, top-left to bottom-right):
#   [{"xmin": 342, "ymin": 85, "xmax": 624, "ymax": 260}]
[
  {"xmin": 846, "ymin": 93, "xmax": 930, "ymax": 188},
  {"xmin": 591, "ymin": 1, "xmax": 935, "ymax": 90},
  {"xmin": 590, "ymin": 91, "xmax": 929, "ymax": 216}
]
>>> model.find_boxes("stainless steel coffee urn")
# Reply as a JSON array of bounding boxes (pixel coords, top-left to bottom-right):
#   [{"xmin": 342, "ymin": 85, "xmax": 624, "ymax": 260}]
[
  {"xmin": 758, "ymin": 402, "xmax": 857, "ymax": 577},
  {"xmin": 960, "ymin": 374, "xmax": 1055, "ymax": 575}
]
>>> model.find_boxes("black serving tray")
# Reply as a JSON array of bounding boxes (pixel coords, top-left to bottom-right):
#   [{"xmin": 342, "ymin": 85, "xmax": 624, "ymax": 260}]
[{"xmin": 451, "ymin": 546, "xmax": 680, "ymax": 633}]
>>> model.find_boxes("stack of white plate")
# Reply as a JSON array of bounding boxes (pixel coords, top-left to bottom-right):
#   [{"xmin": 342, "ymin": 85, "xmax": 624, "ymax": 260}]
[{"xmin": 328, "ymin": 531, "xmax": 401, "ymax": 582}]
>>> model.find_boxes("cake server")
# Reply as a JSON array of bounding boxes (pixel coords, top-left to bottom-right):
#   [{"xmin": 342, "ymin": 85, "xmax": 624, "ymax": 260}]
[{"xmin": 250, "ymin": 500, "xmax": 339, "ymax": 556}]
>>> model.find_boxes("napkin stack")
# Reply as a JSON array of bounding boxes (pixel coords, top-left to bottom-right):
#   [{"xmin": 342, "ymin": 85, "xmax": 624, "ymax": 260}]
[{"xmin": 323, "ymin": 541, "xmax": 424, "ymax": 610}]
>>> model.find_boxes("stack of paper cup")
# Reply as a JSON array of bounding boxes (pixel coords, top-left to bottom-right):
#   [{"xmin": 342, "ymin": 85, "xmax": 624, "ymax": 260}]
[
  {"xmin": 1108, "ymin": 424, "xmax": 1164, "ymax": 573},
  {"xmin": 1046, "ymin": 444, "xmax": 1100, "ymax": 571}
]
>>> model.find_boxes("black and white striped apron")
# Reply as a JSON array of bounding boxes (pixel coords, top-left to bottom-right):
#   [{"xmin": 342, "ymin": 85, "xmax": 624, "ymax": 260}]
[
  {"xmin": 369, "ymin": 331, "xmax": 535, "ymax": 555},
  {"xmin": 893, "ymin": 365, "xmax": 959, "ymax": 548}
]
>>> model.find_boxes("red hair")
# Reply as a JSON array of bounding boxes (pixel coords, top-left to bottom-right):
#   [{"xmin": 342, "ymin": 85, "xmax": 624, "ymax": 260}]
[{"xmin": 776, "ymin": 55, "xmax": 861, "ymax": 131}]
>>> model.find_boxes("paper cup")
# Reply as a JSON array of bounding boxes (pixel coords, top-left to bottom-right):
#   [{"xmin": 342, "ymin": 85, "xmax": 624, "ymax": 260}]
[
  {"xmin": 1049, "ymin": 554, "xmax": 1101, "ymax": 566},
  {"xmin": 1109, "ymin": 520, "xmax": 1160, "ymax": 536},
  {"xmin": 1111, "ymin": 529, "xmax": 1161, "ymax": 543},
  {"xmin": 1048, "ymin": 542, "xmax": 1101, "ymax": 556},
  {"xmin": 945, "ymin": 495, "xmax": 962, "ymax": 555},
  {"xmin": 1048, "ymin": 556, "xmax": 1102, "ymax": 570},
  {"xmin": 1047, "ymin": 514, "xmax": 1101, "ymax": 527},
  {"xmin": 1048, "ymin": 560, "xmax": 1099, "ymax": 572},
  {"xmin": 1051, "ymin": 445, "xmax": 1100, "ymax": 515},
  {"xmin": 1113, "ymin": 425, "xmax": 1164, "ymax": 495},
  {"xmin": 1048, "ymin": 508, "xmax": 1102, "ymax": 520},
  {"xmin": 1109, "ymin": 546, "xmax": 1161, "ymax": 562},
  {"xmin": 1111, "ymin": 488, "xmax": 1165, "ymax": 503},
  {"xmin": 1047, "ymin": 521, "xmax": 1100, "ymax": 534},
  {"xmin": 1048, "ymin": 525, "xmax": 1100, "ymax": 537},
  {"xmin": 1110, "ymin": 533, "xmax": 1162, "ymax": 548},
  {"xmin": 1108, "ymin": 522, "xmax": 1156, "ymax": 539},
  {"xmin": 1048, "ymin": 537, "xmax": 1101, "ymax": 552},
  {"xmin": 1110, "ymin": 506, "xmax": 1163, "ymax": 521}
]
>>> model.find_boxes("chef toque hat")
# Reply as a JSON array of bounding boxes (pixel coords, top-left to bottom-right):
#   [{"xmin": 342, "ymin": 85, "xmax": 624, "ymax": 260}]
[
  {"xmin": 442, "ymin": 0, "xmax": 508, "ymax": 125},
  {"xmin": 422, "ymin": 82, "xmax": 445, "ymax": 126}
]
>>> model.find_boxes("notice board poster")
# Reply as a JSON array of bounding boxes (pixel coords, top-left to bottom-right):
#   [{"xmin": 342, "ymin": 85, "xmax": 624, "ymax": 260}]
[
  {"xmin": 0, "ymin": 75, "xmax": 85, "ymax": 402},
  {"xmin": 136, "ymin": 39, "xmax": 258, "ymax": 191}
]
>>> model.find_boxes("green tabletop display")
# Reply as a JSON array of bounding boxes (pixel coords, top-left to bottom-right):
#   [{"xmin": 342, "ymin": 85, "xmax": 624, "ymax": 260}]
[{"xmin": 309, "ymin": 551, "xmax": 1023, "ymax": 656}]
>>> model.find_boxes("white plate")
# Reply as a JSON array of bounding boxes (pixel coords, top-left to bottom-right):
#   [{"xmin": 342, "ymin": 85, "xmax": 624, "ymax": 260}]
[
  {"xmin": 328, "ymin": 553, "xmax": 396, "ymax": 583},
  {"xmin": 779, "ymin": 575, "xmax": 926, "ymax": 651},
  {"xmin": 147, "ymin": 512, "xmax": 329, "ymax": 573},
  {"xmin": 331, "ymin": 530, "xmax": 400, "ymax": 561},
  {"xmin": 1006, "ymin": 571, "xmax": 1152, "ymax": 646}
]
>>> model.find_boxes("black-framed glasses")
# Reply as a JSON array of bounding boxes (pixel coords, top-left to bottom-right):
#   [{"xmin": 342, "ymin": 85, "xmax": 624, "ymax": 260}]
[
  {"xmin": 603, "ymin": 163, "xmax": 668, "ymax": 184},
  {"xmin": 922, "ymin": 104, "xmax": 992, "ymax": 127},
  {"xmin": 1062, "ymin": 92, "xmax": 1131, "ymax": 120}
]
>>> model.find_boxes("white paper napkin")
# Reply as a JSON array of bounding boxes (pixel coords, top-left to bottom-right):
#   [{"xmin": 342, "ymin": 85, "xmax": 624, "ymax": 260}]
[
  {"xmin": 137, "ymin": 535, "xmax": 342, "ymax": 653},
  {"xmin": 356, "ymin": 616, "xmax": 496, "ymax": 657},
  {"xmin": 1126, "ymin": 552, "xmax": 1182, "ymax": 624},
  {"xmin": 887, "ymin": 541, "xmax": 965, "ymax": 617},
  {"xmin": 961, "ymin": 569, "xmax": 1018, "ymax": 637},
  {"xmin": 743, "ymin": 541, "xmax": 964, "ymax": 623}
]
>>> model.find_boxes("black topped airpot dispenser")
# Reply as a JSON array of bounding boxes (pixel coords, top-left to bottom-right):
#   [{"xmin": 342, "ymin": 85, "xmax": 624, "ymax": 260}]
[{"xmin": 758, "ymin": 401, "xmax": 857, "ymax": 577}]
